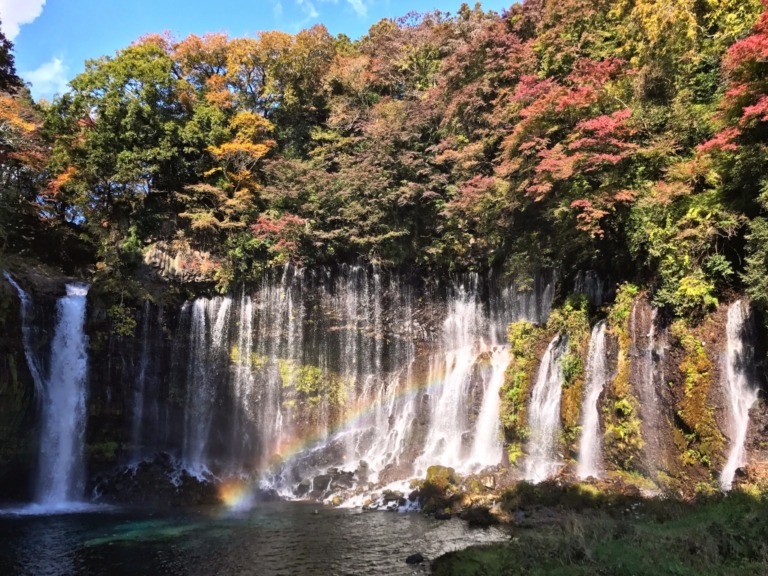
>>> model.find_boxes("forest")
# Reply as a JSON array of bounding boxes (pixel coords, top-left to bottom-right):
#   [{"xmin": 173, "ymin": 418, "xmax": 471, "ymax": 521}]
[{"xmin": 1, "ymin": 0, "xmax": 767, "ymax": 327}]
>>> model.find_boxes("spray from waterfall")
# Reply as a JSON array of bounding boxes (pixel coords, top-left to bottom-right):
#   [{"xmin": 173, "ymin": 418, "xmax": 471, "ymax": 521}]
[{"xmin": 720, "ymin": 301, "xmax": 759, "ymax": 490}]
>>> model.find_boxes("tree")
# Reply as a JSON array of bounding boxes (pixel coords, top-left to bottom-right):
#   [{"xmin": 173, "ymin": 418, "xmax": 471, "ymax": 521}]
[{"xmin": 0, "ymin": 19, "xmax": 22, "ymax": 92}]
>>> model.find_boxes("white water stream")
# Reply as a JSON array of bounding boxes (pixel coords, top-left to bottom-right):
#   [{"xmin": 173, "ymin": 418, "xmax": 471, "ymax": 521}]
[
  {"xmin": 576, "ymin": 321, "xmax": 609, "ymax": 479},
  {"xmin": 5, "ymin": 276, "xmax": 92, "ymax": 509},
  {"xmin": 720, "ymin": 301, "xmax": 759, "ymax": 490},
  {"xmin": 523, "ymin": 336, "xmax": 567, "ymax": 482}
]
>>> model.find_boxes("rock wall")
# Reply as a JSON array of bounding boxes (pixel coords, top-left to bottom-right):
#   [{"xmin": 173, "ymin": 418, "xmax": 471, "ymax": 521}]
[{"xmin": 3, "ymin": 267, "xmax": 768, "ymax": 505}]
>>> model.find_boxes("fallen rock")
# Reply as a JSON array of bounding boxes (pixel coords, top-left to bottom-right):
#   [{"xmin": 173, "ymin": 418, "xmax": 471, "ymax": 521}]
[{"xmin": 405, "ymin": 553, "xmax": 424, "ymax": 564}]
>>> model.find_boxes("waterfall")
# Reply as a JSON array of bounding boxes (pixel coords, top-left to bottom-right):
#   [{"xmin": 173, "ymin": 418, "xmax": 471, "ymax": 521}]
[
  {"xmin": 36, "ymin": 283, "xmax": 90, "ymax": 507},
  {"xmin": 524, "ymin": 336, "xmax": 567, "ymax": 482},
  {"xmin": 3, "ymin": 273, "xmax": 45, "ymax": 395},
  {"xmin": 130, "ymin": 301, "xmax": 152, "ymax": 463},
  {"xmin": 181, "ymin": 296, "xmax": 232, "ymax": 476},
  {"xmin": 468, "ymin": 346, "xmax": 510, "ymax": 469},
  {"xmin": 720, "ymin": 301, "xmax": 759, "ymax": 490},
  {"xmin": 576, "ymin": 322, "xmax": 609, "ymax": 479},
  {"xmin": 119, "ymin": 266, "xmax": 555, "ymax": 494},
  {"xmin": 573, "ymin": 271, "xmax": 610, "ymax": 307},
  {"xmin": 4, "ymin": 275, "xmax": 91, "ymax": 508},
  {"xmin": 230, "ymin": 291, "xmax": 256, "ymax": 472},
  {"xmin": 415, "ymin": 277, "xmax": 484, "ymax": 473}
]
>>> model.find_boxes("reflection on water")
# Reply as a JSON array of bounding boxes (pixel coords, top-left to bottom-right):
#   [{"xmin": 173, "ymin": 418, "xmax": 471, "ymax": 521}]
[{"xmin": 0, "ymin": 502, "xmax": 508, "ymax": 576}]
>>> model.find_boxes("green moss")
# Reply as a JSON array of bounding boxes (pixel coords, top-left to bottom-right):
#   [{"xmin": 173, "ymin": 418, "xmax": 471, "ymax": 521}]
[
  {"xmin": 671, "ymin": 320, "xmax": 725, "ymax": 470},
  {"xmin": 278, "ymin": 358, "xmax": 348, "ymax": 414},
  {"xmin": 107, "ymin": 302, "xmax": 138, "ymax": 337},
  {"xmin": 604, "ymin": 285, "xmax": 644, "ymax": 471},
  {"xmin": 500, "ymin": 321, "xmax": 541, "ymax": 455},
  {"xmin": 419, "ymin": 465, "xmax": 465, "ymax": 514},
  {"xmin": 548, "ymin": 296, "xmax": 590, "ymax": 453},
  {"xmin": 87, "ymin": 441, "xmax": 120, "ymax": 462},
  {"xmin": 501, "ymin": 296, "xmax": 592, "ymax": 462}
]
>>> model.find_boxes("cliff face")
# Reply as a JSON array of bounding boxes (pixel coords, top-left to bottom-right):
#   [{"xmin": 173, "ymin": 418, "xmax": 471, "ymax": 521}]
[
  {"xmin": 2, "ymin": 268, "xmax": 768, "ymax": 505},
  {"xmin": 0, "ymin": 273, "xmax": 64, "ymax": 502}
]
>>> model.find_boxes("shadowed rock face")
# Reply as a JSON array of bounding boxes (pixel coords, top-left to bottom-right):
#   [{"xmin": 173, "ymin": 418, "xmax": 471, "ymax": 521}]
[
  {"xmin": 0, "ymin": 275, "xmax": 60, "ymax": 502},
  {"xmin": 628, "ymin": 299, "xmax": 675, "ymax": 478}
]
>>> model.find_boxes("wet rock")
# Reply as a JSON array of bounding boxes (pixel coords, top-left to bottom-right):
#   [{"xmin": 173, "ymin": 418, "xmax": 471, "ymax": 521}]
[
  {"xmin": 405, "ymin": 553, "xmax": 424, "ymax": 564},
  {"xmin": 331, "ymin": 470, "xmax": 355, "ymax": 490},
  {"xmin": 382, "ymin": 490, "xmax": 403, "ymax": 503},
  {"xmin": 378, "ymin": 462, "xmax": 415, "ymax": 485},
  {"xmin": 313, "ymin": 474, "xmax": 332, "ymax": 492},
  {"xmin": 434, "ymin": 510, "xmax": 452, "ymax": 520},
  {"xmin": 481, "ymin": 475, "xmax": 496, "ymax": 490},
  {"xmin": 356, "ymin": 461, "xmax": 370, "ymax": 484},
  {"xmin": 91, "ymin": 453, "xmax": 219, "ymax": 507},
  {"xmin": 420, "ymin": 465, "xmax": 463, "ymax": 513},
  {"xmin": 295, "ymin": 479, "xmax": 311, "ymax": 497}
]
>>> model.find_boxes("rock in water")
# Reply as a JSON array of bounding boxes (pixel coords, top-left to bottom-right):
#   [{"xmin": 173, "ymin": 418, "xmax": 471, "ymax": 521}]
[{"xmin": 405, "ymin": 553, "xmax": 424, "ymax": 564}]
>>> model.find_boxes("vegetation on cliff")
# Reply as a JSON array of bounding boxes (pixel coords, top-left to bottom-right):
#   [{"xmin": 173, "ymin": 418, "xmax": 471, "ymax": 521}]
[{"xmin": 0, "ymin": 1, "xmax": 767, "ymax": 327}]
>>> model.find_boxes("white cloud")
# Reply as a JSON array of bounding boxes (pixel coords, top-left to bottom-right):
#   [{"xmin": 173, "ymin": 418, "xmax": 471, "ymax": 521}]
[
  {"xmin": 273, "ymin": 1, "xmax": 284, "ymax": 19},
  {"xmin": 22, "ymin": 56, "xmax": 69, "ymax": 101},
  {"xmin": 0, "ymin": 0, "xmax": 46, "ymax": 41},
  {"xmin": 296, "ymin": 0, "xmax": 319, "ymax": 20},
  {"xmin": 345, "ymin": 0, "xmax": 367, "ymax": 17}
]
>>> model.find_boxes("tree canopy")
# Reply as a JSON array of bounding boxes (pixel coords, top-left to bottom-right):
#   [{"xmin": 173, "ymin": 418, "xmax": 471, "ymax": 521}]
[{"xmin": 3, "ymin": 0, "xmax": 768, "ymax": 319}]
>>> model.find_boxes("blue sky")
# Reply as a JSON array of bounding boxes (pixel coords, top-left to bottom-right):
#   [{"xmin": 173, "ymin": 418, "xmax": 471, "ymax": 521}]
[{"xmin": 0, "ymin": 0, "xmax": 513, "ymax": 101}]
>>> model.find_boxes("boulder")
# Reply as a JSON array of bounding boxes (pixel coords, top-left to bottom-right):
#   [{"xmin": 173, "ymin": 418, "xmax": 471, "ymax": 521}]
[
  {"xmin": 312, "ymin": 474, "xmax": 332, "ymax": 492},
  {"xmin": 405, "ymin": 553, "xmax": 424, "ymax": 564}
]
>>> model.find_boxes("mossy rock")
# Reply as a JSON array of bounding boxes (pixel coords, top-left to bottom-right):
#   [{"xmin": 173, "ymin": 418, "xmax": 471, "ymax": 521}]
[{"xmin": 421, "ymin": 465, "xmax": 462, "ymax": 513}]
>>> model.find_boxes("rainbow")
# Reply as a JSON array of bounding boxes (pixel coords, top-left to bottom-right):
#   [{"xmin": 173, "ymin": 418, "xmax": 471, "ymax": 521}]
[{"xmin": 217, "ymin": 345, "xmax": 505, "ymax": 510}]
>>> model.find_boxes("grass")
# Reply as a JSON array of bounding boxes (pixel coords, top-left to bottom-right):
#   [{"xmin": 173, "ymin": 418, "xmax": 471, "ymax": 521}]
[{"xmin": 432, "ymin": 490, "xmax": 768, "ymax": 575}]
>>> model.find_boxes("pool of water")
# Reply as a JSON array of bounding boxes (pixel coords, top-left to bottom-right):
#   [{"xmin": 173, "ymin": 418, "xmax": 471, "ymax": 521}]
[{"xmin": 0, "ymin": 502, "xmax": 508, "ymax": 575}]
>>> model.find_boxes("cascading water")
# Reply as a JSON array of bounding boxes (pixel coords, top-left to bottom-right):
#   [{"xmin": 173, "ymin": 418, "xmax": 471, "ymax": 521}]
[
  {"xmin": 524, "ymin": 336, "xmax": 567, "ymax": 482},
  {"xmin": 630, "ymin": 300, "xmax": 668, "ymax": 473},
  {"xmin": 468, "ymin": 346, "xmax": 510, "ymax": 468},
  {"xmin": 125, "ymin": 265, "xmax": 555, "ymax": 496},
  {"xmin": 36, "ymin": 283, "xmax": 91, "ymax": 507},
  {"xmin": 720, "ymin": 301, "xmax": 759, "ymax": 490},
  {"xmin": 414, "ymin": 278, "xmax": 485, "ymax": 474},
  {"xmin": 576, "ymin": 322, "xmax": 609, "ymax": 479},
  {"xmin": 181, "ymin": 296, "xmax": 232, "ymax": 476},
  {"xmin": 4, "ymin": 275, "xmax": 92, "ymax": 508},
  {"xmin": 3, "ymin": 273, "xmax": 45, "ymax": 395}
]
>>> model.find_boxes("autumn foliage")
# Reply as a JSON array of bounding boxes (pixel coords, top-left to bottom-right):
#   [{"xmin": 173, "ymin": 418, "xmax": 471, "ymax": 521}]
[{"xmin": 3, "ymin": 1, "xmax": 768, "ymax": 316}]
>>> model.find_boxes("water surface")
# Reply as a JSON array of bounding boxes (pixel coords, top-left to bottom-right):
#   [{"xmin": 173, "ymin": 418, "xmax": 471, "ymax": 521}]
[{"xmin": 0, "ymin": 502, "xmax": 508, "ymax": 575}]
